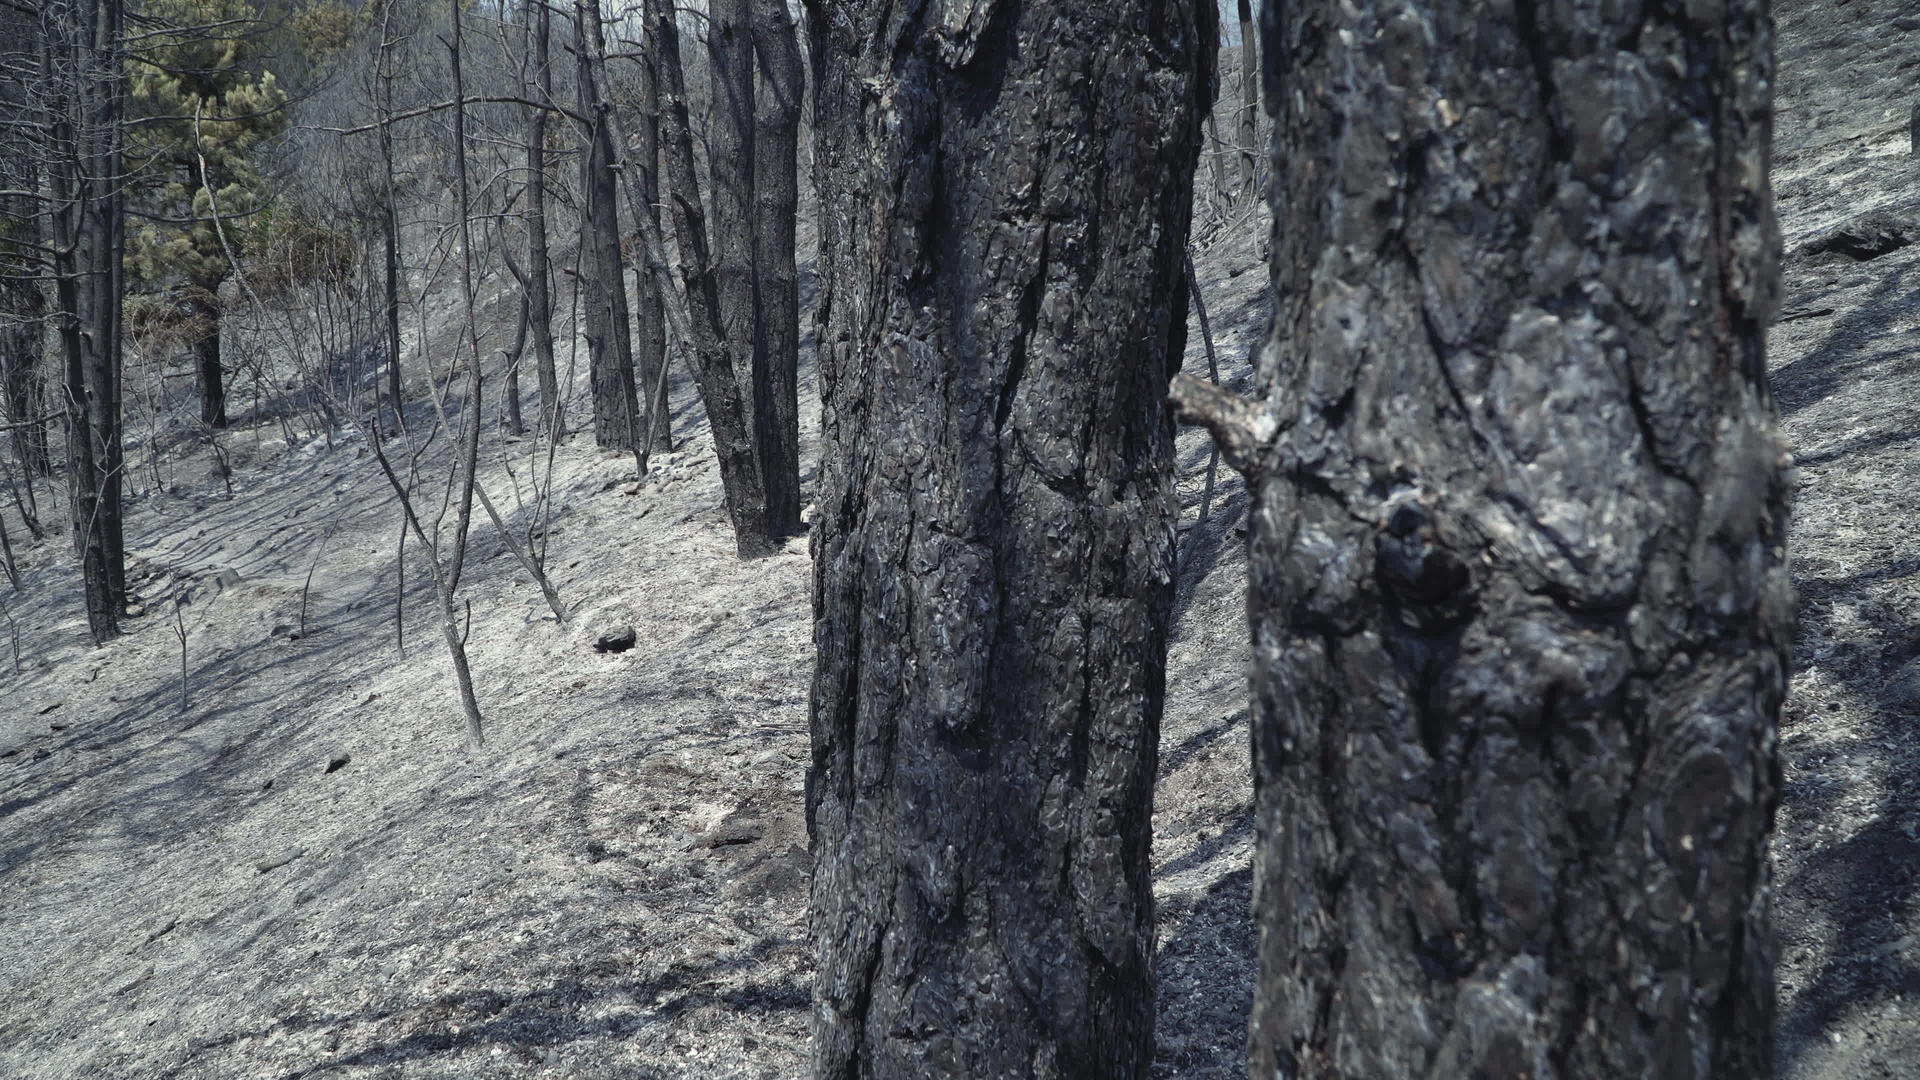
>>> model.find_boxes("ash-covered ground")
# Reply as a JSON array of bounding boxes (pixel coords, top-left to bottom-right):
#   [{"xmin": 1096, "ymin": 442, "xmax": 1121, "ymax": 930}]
[{"xmin": 5, "ymin": 3, "xmax": 1920, "ymax": 1076}]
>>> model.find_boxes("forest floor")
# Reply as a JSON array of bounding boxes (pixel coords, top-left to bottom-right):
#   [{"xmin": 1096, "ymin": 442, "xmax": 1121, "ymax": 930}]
[{"xmin": 4, "ymin": 4, "xmax": 1920, "ymax": 1077}]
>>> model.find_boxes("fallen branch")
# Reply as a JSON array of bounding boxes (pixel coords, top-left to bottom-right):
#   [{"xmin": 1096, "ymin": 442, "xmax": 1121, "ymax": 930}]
[{"xmin": 1167, "ymin": 373, "xmax": 1271, "ymax": 476}]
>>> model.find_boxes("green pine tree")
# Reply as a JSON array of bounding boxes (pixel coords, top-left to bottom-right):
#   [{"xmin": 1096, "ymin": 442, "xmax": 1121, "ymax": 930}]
[{"xmin": 127, "ymin": 0, "xmax": 287, "ymax": 428}]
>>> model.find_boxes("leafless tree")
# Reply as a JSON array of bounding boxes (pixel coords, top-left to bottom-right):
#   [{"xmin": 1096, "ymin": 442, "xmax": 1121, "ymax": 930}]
[
  {"xmin": 33, "ymin": 0, "xmax": 131, "ymax": 643},
  {"xmin": 521, "ymin": 0, "xmax": 563, "ymax": 437},
  {"xmin": 748, "ymin": 0, "xmax": 802, "ymax": 537},
  {"xmin": 644, "ymin": 0, "xmax": 771, "ymax": 558},
  {"xmin": 573, "ymin": 0, "xmax": 643, "ymax": 460}
]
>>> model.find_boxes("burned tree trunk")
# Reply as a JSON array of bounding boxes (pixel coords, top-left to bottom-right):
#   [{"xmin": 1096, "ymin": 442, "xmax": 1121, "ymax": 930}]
[
  {"xmin": 190, "ymin": 294, "xmax": 226, "ymax": 428},
  {"xmin": 43, "ymin": 0, "xmax": 127, "ymax": 642},
  {"xmin": 377, "ymin": 28, "xmax": 405, "ymax": 433},
  {"xmin": 0, "ymin": 90, "xmax": 50, "ymax": 481},
  {"xmin": 1172, "ymin": 1, "xmax": 1792, "ymax": 1074},
  {"xmin": 648, "ymin": 0, "xmax": 772, "ymax": 558},
  {"xmin": 525, "ymin": 0, "xmax": 561, "ymax": 437},
  {"xmin": 806, "ymin": 2, "xmax": 1215, "ymax": 1076},
  {"xmin": 1235, "ymin": 0, "xmax": 1257, "ymax": 200},
  {"xmin": 707, "ymin": 0, "xmax": 755, "ymax": 419},
  {"xmin": 749, "ymin": 0, "xmax": 803, "ymax": 537},
  {"xmin": 574, "ymin": 0, "xmax": 640, "ymax": 453},
  {"xmin": 1, "ymin": 283, "xmax": 49, "ymax": 480},
  {"xmin": 625, "ymin": 28, "xmax": 670, "ymax": 455}
]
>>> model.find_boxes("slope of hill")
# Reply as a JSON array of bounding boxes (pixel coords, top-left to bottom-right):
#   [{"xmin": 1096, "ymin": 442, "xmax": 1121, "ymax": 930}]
[
  {"xmin": 0, "ymin": 175, "xmax": 1267, "ymax": 1080},
  {"xmin": 1767, "ymin": 0, "xmax": 1920, "ymax": 1074},
  {"xmin": 1, "ymin": 5, "xmax": 1917, "ymax": 1077}
]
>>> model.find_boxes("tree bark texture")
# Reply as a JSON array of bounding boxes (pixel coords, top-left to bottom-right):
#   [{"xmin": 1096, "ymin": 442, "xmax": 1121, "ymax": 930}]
[
  {"xmin": 806, "ymin": 2, "xmax": 1214, "ymax": 1076},
  {"xmin": 42, "ymin": 0, "xmax": 125, "ymax": 642},
  {"xmin": 378, "ymin": 48, "xmax": 405, "ymax": 432},
  {"xmin": 1, "ymin": 283, "xmax": 50, "ymax": 479},
  {"xmin": 576, "ymin": 0, "xmax": 641, "ymax": 453},
  {"xmin": 750, "ymin": 0, "xmax": 804, "ymax": 537},
  {"xmin": 1230, "ymin": 2, "xmax": 1792, "ymax": 1075},
  {"xmin": 192, "ymin": 296, "xmax": 226, "ymax": 428},
  {"xmin": 1236, "ymin": 0, "xmax": 1257, "ymax": 201},
  {"xmin": 102, "ymin": 50, "xmax": 125, "ymax": 614},
  {"xmin": 503, "ymin": 300, "xmax": 526, "ymax": 435},
  {"xmin": 626, "ymin": 37, "xmax": 671, "ymax": 455},
  {"xmin": 649, "ymin": 0, "xmax": 773, "ymax": 558},
  {"xmin": 0, "ymin": 66, "xmax": 51, "ymax": 481},
  {"xmin": 525, "ymin": 0, "xmax": 562, "ymax": 438},
  {"xmin": 708, "ymin": 0, "xmax": 757, "ymax": 442}
]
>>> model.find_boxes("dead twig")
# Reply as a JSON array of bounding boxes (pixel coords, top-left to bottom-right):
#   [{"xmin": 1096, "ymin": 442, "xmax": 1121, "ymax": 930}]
[
  {"xmin": 171, "ymin": 583, "xmax": 189, "ymax": 713},
  {"xmin": 1178, "ymin": 249, "xmax": 1232, "ymax": 578}
]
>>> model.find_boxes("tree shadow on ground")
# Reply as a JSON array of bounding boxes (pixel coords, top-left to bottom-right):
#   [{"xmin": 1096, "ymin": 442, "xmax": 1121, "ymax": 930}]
[
  {"xmin": 1159, "ymin": 709, "xmax": 1247, "ymax": 780},
  {"xmin": 0, "ymin": 610, "xmax": 378, "ymax": 874},
  {"xmin": 1153, "ymin": 866, "xmax": 1253, "ymax": 1079},
  {"xmin": 1174, "ymin": 483, "xmax": 1246, "ymax": 627},
  {"xmin": 1770, "ymin": 255, "xmax": 1916, "ymax": 419},
  {"xmin": 220, "ymin": 937, "xmax": 812, "ymax": 1080},
  {"xmin": 1776, "ymin": 552, "xmax": 1920, "ymax": 1073}
]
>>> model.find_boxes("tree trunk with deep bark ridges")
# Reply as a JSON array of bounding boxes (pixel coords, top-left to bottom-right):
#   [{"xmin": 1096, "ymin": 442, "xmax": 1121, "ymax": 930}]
[
  {"xmin": 194, "ymin": 299, "xmax": 225, "ymax": 429},
  {"xmin": 526, "ymin": 0, "xmax": 561, "ymax": 438},
  {"xmin": 575, "ymin": 0, "xmax": 640, "ymax": 454},
  {"xmin": 649, "ymin": 0, "xmax": 773, "ymax": 559},
  {"xmin": 1210, "ymin": 2, "xmax": 1792, "ymax": 1075},
  {"xmin": 627, "ymin": 35, "xmax": 671, "ymax": 455},
  {"xmin": 805, "ymin": 1, "xmax": 1215, "ymax": 1075},
  {"xmin": 708, "ymin": 0, "xmax": 760, "ymax": 486},
  {"xmin": 749, "ymin": 0, "xmax": 803, "ymax": 538}
]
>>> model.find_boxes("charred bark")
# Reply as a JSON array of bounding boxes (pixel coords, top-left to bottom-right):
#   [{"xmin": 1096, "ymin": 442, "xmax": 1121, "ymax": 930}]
[
  {"xmin": 708, "ymin": 0, "xmax": 755, "ymax": 414},
  {"xmin": 42, "ymin": 0, "xmax": 126, "ymax": 642},
  {"xmin": 649, "ymin": 0, "xmax": 772, "ymax": 558},
  {"xmin": 377, "ymin": 33, "xmax": 405, "ymax": 433},
  {"xmin": 575, "ymin": 0, "xmax": 641, "ymax": 453},
  {"xmin": 624, "ymin": 9, "xmax": 670, "ymax": 455},
  {"xmin": 806, "ymin": 1, "xmax": 1215, "ymax": 1075},
  {"xmin": 525, "ymin": 0, "xmax": 561, "ymax": 438},
  {"xmin": 191, "ymin": 295, "xmax": 226, "ymax": 428},
  {"xmin": 1236, "ymin": 0, "xmax": 1257, "ymax": 201},
  {"xmin": 0, "ymin": 92, "xmax": 50, "ymax": 481},
  {"xmin": 750, "ymin": 0, "xmax": 803, "ymax": 537},
  {"xmin": 1191, "ymin": 1, "xmax": 1792, "ymax": 1074},
  {"xmin": 1, "ymin": 286, "xmax": 49, "ymax": 480}
]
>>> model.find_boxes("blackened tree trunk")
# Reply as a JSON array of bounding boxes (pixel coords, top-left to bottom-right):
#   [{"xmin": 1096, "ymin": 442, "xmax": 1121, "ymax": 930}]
[
  {"xmin": 750, "ymin": 0, "xmax": 802, "ymax": 537},
  {"xmin": 1, "ymin": 283, "xmax": 50, "ymax": 480},
  {"xmin": 101, "ymin": 75, "xmax": 124, "ymax": 614},
  {"xmin": 43, "ymin": 0, "xmax": 127, "ymax": 642},
  {"xmin": 806, "ymin": 3, "xmax": 1215, "ymax": 1076},
  {"xmin": 1235, "ymin": 0, "xmax": 1257, "ymax": 200},
  {"xmin": 0, "ymin": 92, "xmax": 50, "ymax": 481},
  {"xmin": 648, "ymin": 0, "xmax": 772, "ymax": 558},
  {"xmin": 502, "ymin": 315, "xmax": 526, "ymax": 434},
  {"xmin": 1172, "ymin": 2, "xmax": 1792, "ymax": 1075},
  {"xmin": 377, "ymin": 31, "xmax": 405, "ymax": 433},
  {"xmin": 380, "ymin": 179, "xmax": 404, "ymax": 429},
  {"xmin": 575, "ymin": 0, "xmax": 641, "ymax": 453},
  {"xmin": 192, "ymin": 295, "xmax": 226, "ymax": 428},
  {"xmin": 624, "ymin": 18, "xmax": 670, "ymax": 455},
  {"xmin": 525, "ymin": 0, "xmax": 562, "ymax": 437},
  {"xmin": 707, "ymin": 0, "xmax": 754, "ymax": 395}
]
